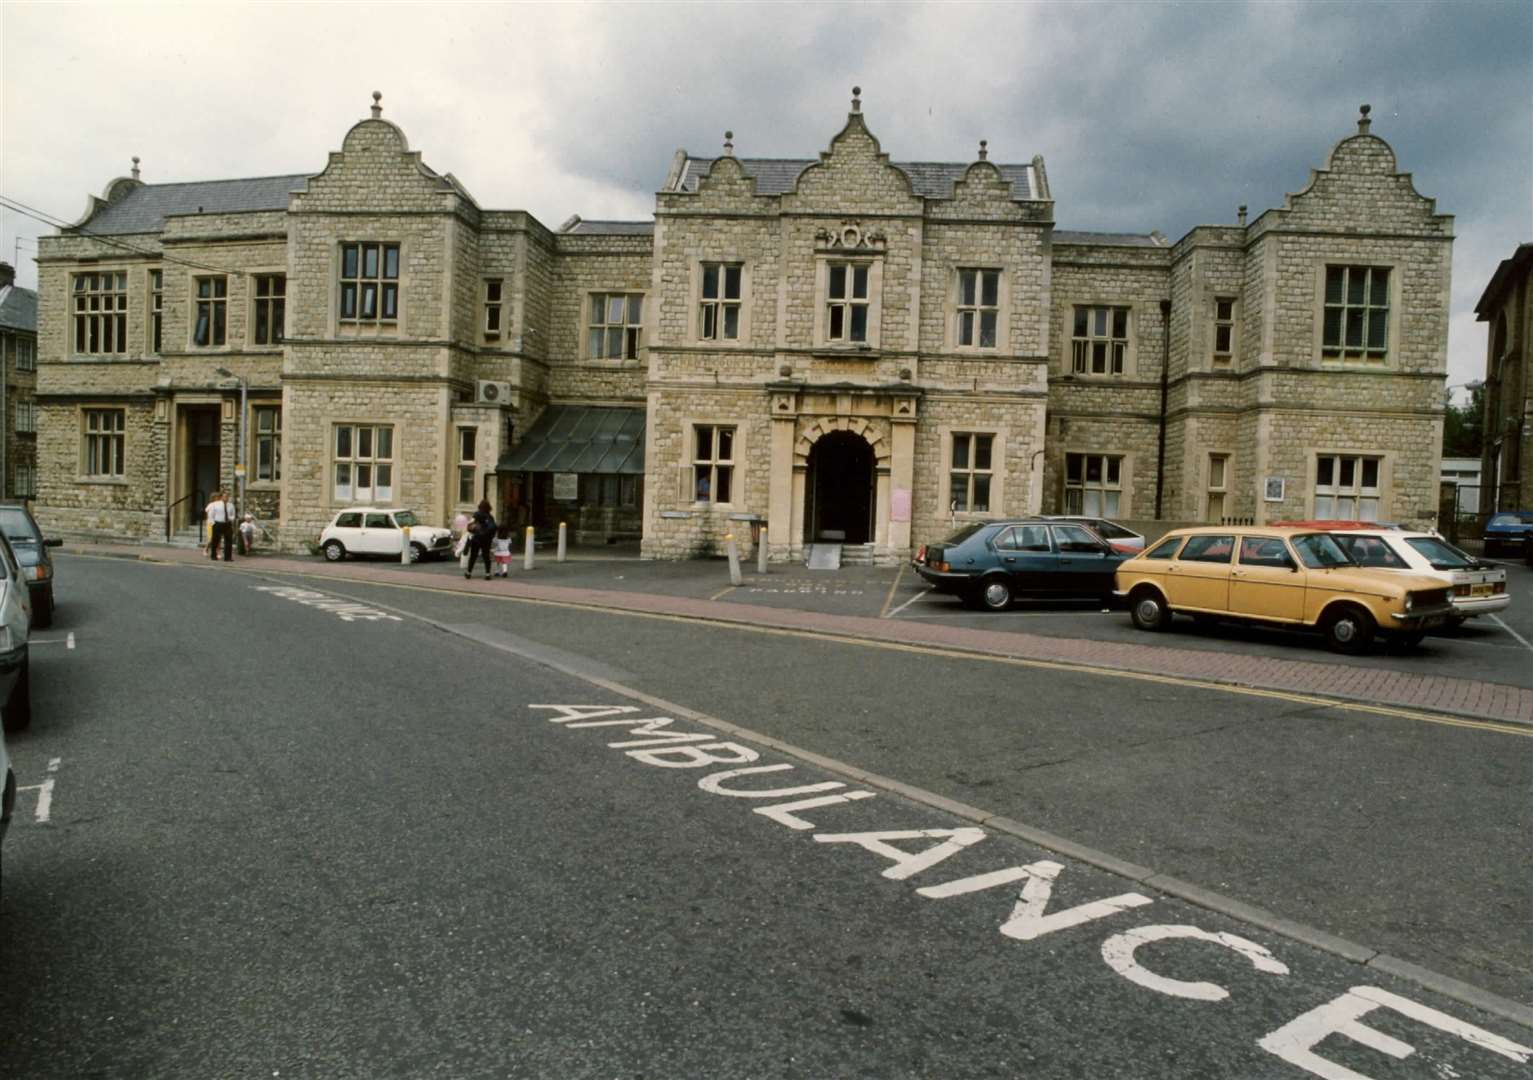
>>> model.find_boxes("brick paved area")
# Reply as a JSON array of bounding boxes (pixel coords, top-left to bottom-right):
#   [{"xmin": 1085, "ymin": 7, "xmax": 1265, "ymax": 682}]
[{"xmin": 71, "ymin": 543, "xmax": 1533, "ymax": 727}]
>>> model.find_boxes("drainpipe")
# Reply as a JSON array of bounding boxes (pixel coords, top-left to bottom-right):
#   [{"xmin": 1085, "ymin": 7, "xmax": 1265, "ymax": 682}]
[{"xmin": 1155, "ymin": 298, "xmax": 1171, "ymax": 519}]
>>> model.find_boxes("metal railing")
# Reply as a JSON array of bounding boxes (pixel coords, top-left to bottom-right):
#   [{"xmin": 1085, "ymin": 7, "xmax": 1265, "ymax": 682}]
[{"xmin": 165, "ymin": 488, "xmax": 206, "ymax": 543}]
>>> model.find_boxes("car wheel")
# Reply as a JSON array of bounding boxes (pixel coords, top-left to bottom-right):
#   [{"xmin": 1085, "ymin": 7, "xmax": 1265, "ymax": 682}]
[
  {"xmin": 1323, "ymin": 604, "xmax": 1376, "ymax": 655},
  {"xmin": 1129, "ymin": 588, "xmax": 1170, "ymax": 631},
  {"xmin": 3, "ymin": 653, "xmax": 31, "ymax": 734},
  {"xmin": 322, "ymin": 540, "xmax": 346, "ymax": 562},
  {"xmin": 977, "ymin": 578, "xmax": 1013, "ymax": 611},
  {"xmin": 34, "ymin": 587, "xmax": 53, "ymax": 630},
  {"xmin": 409, "ymin": 542, "xmax": 426, "ymax": 563}
]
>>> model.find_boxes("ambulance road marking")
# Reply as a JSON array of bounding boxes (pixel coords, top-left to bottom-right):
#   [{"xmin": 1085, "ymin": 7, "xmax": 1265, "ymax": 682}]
[
  {"xmin": 531, "ymin": 703, "xmax": 1533, "ymax": 1077},
  {"xmin": 17, "ymin": 757, "xmax": 62, "ymax": 824},
  {"xmin": 250, "ymin": 585, "xmax": 402, "ymax": 623},
  {"xmin": 883, "ymin": 585, "xmax": 932, "ymax": 619}
]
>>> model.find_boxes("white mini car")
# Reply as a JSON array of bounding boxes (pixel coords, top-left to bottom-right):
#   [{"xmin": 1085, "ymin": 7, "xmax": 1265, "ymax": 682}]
[
  {"xmin": 1326, "ymin": 526, "xmax": 1508, "ymax": 624},
  {"xmin": 319, "ymin": 508, "xmax": 454, "ymax": 563}
]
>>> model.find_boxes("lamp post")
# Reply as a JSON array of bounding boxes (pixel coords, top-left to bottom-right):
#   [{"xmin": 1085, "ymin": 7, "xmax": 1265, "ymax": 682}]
[{"xmin": 215, "ymin": 367, "xmax": 247, "ymax": 514}]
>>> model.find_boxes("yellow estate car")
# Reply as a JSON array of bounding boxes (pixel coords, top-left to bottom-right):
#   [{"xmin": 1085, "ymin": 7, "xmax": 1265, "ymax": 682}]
[{"xmin": 1113, "ymin": 526, "xmax": 1455, "ymax": 654}]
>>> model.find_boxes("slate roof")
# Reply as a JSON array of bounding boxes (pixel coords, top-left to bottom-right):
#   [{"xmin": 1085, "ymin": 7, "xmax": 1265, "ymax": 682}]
[
  {"xmin": 563, "ymin": 220, "xmax": 655, "ymax": 236},
  {"xmin": 0, "ymin": 285, "xmax": 37, "ymax": 333},
  {"xmin": 77, "ymin": 174, "xmax": 311, "ymax": 235},
  {"xmin": 675, "ymin": 157, "xmax": 1035, "ymax": 201},
  {"xmin": 1053, "ymin": 230, "xmax": 1168, "ymax": 247}
]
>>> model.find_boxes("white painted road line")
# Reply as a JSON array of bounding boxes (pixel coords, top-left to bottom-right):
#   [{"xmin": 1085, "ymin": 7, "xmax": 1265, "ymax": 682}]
[
  {"xmin": 67, "ymin": 631, "xmax": 75, "ymax": 650},
  {"xmin": 884, "ymin": 586, "xmax": 933, "ymax": 619},
  {"xmin": 1489, "ymin": 614, "xmax": 1533, "ymax": 654},
  {"xmin": 17, "ymin": 757, "xmax": 62, "ymax": 824}
]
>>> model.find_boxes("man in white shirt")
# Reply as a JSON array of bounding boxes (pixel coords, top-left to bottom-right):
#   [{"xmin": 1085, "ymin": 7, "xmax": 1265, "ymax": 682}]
[{"xmin": 205, "ymin": 488, "xmax": 234, "ymax": 562}]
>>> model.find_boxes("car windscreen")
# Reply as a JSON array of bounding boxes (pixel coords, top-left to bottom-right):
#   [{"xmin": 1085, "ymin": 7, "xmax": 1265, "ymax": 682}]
[
  {"xmin": 1292, "ymin": 533, "xmax": 1354, "ymax": 569},
  {"xmin": 393, "ymin": 511, "xmax": 420, "ymax": 528},
  {"xmin": 1093, "ymin": 521, "xmax": 1135, "ymax": 539},
  {"xmin": 0, "ymin": 507, "xmax": 40, "ymax": 544},
  {"xmin": 1404, "ymin": 536, "xmax": 1475, "ymax": 570},
  {"xmin": 941, "ymin": 523, "xmax": 986, "ymax": 546}
]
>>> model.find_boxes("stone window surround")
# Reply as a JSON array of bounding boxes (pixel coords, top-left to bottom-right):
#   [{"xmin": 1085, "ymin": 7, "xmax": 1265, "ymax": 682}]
[
  {"xmin": 936, "ymin": 423, "xmax": 1007, "ymax": 520},
  {"xmin": 80, "ymin": 405, "xmax": 128, "ymax": 483},
  {"xmin": 688, "ymin": 258, "xmax": 752, "ymax": 347},
  {"xmin": 1204, "ymin": 449, "xmax": 1233, "ymax": 522},
  {"xmin": 1211, "ymin": 295, "xmax": 1239, "ymax": 369},
  {"xmin": 949, "ymin": 267, "xmax": 1009, "ymax": 353},
  {"xmin": 585, "ymin": 290, "xmax": 646, "ymax": 361},
  {"xmin": 1311, "ymin": 259, "xmax": 1400, "ymax": 367},
  {"xmin": 1062, "ymin": 448, "xmax": 1132, "ymax": 517},
  {"xmin": 71, "ymin": 269, "xmax": 129, "ymax": 357},
  {"xmin": 250, "ymin": 270, "xmax": 287, "ymax": 350},
  {"xmin": 683, "ymin": 418, "xmax": 741, "ymax": 509},
  {"xmin": 1304, "ymin": 447, "xmax": 1393, "ymax": 521},
  {"xmin": 148, "ymin": 268, "xmax": 164, "ymax": 356},
  {"xmin": 813, "ymin": 255, "xmax": 884, "ymax": 351},
  {"xmin": 191, "ymin": 274, "xmax": 230, "ymax": 350},
  {"xmin": 483, "ymin": 278, "xmax": 505, "ymax": 341},
  {"xmin": 330, "ymin": 419, "xmax": 396, "ymax": 506},
  {"xmin": 334, "ymin": 241, "xmax": 403, "ymax": 338},
  {"xmin": 456, "ymin": 425, "xmax": 478, "ymax": 506},
  {"xmin": 250, "ymin": 403, "xmax": 282, "ymax": 488},
  {"xmin": 1066, "ymin": 301, "xmax": 1139, "ymax": 378}
]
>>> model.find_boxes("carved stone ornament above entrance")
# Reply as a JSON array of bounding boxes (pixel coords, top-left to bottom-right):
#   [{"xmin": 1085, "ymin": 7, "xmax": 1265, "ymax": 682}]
[{"xmin": 814, "ymin": 221, "xmax": 887, "ymax": 252}]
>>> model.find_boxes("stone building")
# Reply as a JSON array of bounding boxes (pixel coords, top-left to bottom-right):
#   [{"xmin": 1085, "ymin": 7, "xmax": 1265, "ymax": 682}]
[
  {"xmin": 0, "ymin": 262, "xmax": 39, "ymax": 502},
  {"xmin": 1476, "ymin": 243, "xmax": 1533, "ymax": 512},
  {"xmin": 31, "ymin": 91, "xmax": 1452, "ymax": 559}
]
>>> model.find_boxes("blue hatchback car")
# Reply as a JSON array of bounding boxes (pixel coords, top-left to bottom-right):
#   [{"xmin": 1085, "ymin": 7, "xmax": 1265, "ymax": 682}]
[
  {"xmin": 1483, "ymin": 512, "xmax": 1533, "ymax": 557},
  {"xmin": 912, "ymin": 518, "xmax": 1131, "ymax": 610}
]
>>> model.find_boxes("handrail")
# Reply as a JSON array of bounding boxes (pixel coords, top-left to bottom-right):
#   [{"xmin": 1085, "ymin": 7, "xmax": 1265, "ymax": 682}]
[{"xmin": 165, "ymin": 488, "xmax": 206, "ymax": 542}]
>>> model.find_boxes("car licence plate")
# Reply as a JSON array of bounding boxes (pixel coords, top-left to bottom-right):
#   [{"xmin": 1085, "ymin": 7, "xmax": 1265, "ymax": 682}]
[{"xmin": 1471, "ymin": 584, "xmax": 1492, "ymax": 597}]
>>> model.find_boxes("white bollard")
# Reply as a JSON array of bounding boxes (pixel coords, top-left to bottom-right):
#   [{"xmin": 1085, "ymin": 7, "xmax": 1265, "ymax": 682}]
[
  {"xmin": 756, "ymin": 529, "xmax": 768, "ymax": 575},
  {"xmin": 400, "ymin": 524, "xmax": 411, "ymax": 564},
  {"xmin": 557, "ymin": 521, "xmax": 568, "ymax": 562},
  {"xmin": 524, "ymin": 526, "xmax": 535, "ymax": 571},
  {"xmin": 725, "ymin": 533, "xmax": 742, "ymax": 586}
]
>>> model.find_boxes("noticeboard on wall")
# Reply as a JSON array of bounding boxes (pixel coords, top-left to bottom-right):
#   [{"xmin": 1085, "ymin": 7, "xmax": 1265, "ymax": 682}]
[{"xmin": 553, "ymin": 473, "xmax": 579, "ymax": 501}]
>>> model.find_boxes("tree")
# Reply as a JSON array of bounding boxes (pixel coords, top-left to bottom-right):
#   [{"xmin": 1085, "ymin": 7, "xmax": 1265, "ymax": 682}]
[{"xmin": 1442, "ymin": 382, "xmax": 1485, "ymax": 459}]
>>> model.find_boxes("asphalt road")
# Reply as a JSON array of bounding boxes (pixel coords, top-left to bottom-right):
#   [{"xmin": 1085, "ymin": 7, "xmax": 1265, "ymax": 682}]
[{"xmin": 2, "ymin": 554, "xmax": 1530, "ymax": 1079}]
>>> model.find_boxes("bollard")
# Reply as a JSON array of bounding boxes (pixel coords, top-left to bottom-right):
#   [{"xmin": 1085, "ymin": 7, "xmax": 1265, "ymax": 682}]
[
  {"xmin": 725, "ymin": 533, "xmax": 742, "ymax": 586},
  {"xmin": 524, "ymin": 526, "xmax": 536, "ymax": 571},
  {"xmin": 400, "ymin": 524, "xmax": 411, "ymax": 564},
  {"xmin": 756, "ymin": 530, "xmax": 768, "ymax": 575},
  {"xmin": 557, "ymin": 521, "xmax": 567, "ymax": 562}
]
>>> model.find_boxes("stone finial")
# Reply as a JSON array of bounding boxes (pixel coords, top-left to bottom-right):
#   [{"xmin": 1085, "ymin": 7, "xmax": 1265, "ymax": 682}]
[
  {"xmin": 1237, "ymin": 204, "xmax": 1247, "ymax": 226},
  {"xmin": 851, "ymin": 86, "xmax": 861, "ymax": 113},
  {"xmin": 371, "ymin": 91, "xmax": 383, "ymax": 119},
  {"xmin": 131, "ymin": 156, "xmax": 141, "ymax": 181},
  {"xmin": 978, "ymin": 140, "xmax": 988, "ymax": 161},
  {"xmin": 723, "ymin": 130, "xmax": 734, "ymax": 157},
  {"xmin": 1357, "ymin": 103, "xmax": 1371, "ymax": 134}
]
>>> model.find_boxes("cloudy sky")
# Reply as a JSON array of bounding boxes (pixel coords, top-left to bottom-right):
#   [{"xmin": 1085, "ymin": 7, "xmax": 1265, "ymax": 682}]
[{"xmin": 2, "ymin": 1, "xmax": 1529, "ymax": 392}]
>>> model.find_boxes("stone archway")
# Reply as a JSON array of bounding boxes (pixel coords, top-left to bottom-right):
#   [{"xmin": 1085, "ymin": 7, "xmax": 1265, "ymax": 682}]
[{"xmin": 792, "ymin": 417, "xmax": 892, "ymax": 547}]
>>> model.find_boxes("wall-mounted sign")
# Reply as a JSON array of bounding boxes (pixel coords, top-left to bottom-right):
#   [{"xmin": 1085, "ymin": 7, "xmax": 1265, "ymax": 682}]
[
  {"xmin": 553, "ymin": 473, "xmax": 579, "ymax": 500},
  {"xmin": 1264, "ymin": 477, "xmax": 1286, "ymax": 502},
  {"xmin": 891, "ymin": 487, "xmax": 912, "ymax": 522}
]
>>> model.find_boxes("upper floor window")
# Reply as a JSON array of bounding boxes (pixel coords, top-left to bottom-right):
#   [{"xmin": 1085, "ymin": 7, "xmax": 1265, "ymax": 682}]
[
  {"xmin": 956, "ymin": 269, "xmax": 999, "ymax": 348},
  {"xmin": 1212, "ymin": 297, "xmax": 1236, "ymax": 367},
  {"xmin": 83, "ymin": 407, "xmax": 126, "ymax": 477},
  {"xmin": 254, "ymin": 406, "xmax": 282, "ymax": 482},
  {"xmin": 692, "ymin": 424, "xmax": 734, "ymax": 504},
  {"xmin": 699, "ymin": 263, "xmax": 742, "ymax": 341},
  {"xmin": 193, "ymin": 276, "xmax": 228, "ymax": 347},
  {"xmin": 1206, "ymin": 453, "xmax": 1229, "ymax": 522},
  {"xmin": 340, "ymin": 242, "xmax": 400, "ymax": 324},
  {"xmin": 253, "ymin": 274, "xmax": 286, "ymax": 346},
  {"xmin": 148, "ymin": 269, "xmax": 163, "ymax": 353},
  {"xmin": 1065, "ymin": 452, "xmax": 1122, "ymax": 516},
  {"xmin": 483, "ymin": 279, "xmax": 504, "ymax": 339},
  {"xmin": 15, "ymin": 400, "xmax": 36, "ymax": 434},
  {"xmin": 14, "ymin": 337, "xmax": 34, "ymax": 372},
  {"xmin": 1322, "ymin": 266, "xmax": 1388, "ymax": 361},
  {"xmin": 1072, "ymin": 306, "xmax": 1129, "ymax": 376},
  {"xmin": 589, "ymin": 293, "xmax": 643, "ymax": 359},
  {"xmin": 949, "ymin": 433, "xmax": 994, "ymax": 512},
  {"xmin": 73, "ymin": 271, "xmax": 127, "ymax": 354},
  {"xmin": 333, "ymin": 423, "xmax": 393, "ymax": 503},
  {"xmin": 826, "ymin": 262, "xmax": 870, "ymax": 343},
  {"xmin": 1315, "ymin": 454, "xmax": 1380, "ymax": 520}
]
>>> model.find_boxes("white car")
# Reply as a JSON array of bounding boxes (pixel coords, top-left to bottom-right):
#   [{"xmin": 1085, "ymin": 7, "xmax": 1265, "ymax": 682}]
[
  {"xmin": 1327, "ymin": 527, "xmax": 1508, "ymax": 624},
  {"xmin": 319, "ymin": 508, "xmax": 454, "ymax": 563},
  {"xmin": 1045, "ymin": 516, "xmax": 1146, "ymax": 551},
  {"xmin": 0, "ymin": 530, "xmax": 32, "ymax": 734}
]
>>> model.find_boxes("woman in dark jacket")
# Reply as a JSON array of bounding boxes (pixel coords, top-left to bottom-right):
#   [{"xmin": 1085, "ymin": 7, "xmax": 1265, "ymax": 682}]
[{"xmin": 465, "ymin": 500, "xmax": 497, "ymax": 580}]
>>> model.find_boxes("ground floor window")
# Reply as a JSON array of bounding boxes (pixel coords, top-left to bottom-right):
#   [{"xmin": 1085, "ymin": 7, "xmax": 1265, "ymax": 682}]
[
  {"xmin": 457, "ymin": 427, "xmax": 477, "ymax": 504},
  {"xmin": 1065, "ymin": 452, "xmax": 1122, "ymax": 516},
  {"xmin": 254, "ymin": 406, "xmax": 281, "ymax": 482},
  {"xmin": 692, "ymin": 425, "xmax": 734, "ymax": 503},
  {"xmin": 949, "ymin": 432, "xmax": 994, "ymax": 512},
  {"xmin": 1206, "ymin": 453, "xmax": 1229, "ymax": 522},
  {"xmin": 1314, "ymin": 454, "xmax": 1380, "ymax": 520},
  {"xmin": 334, "ymin": 423, "xmax": 393, "ymax": 503},
  {"xmin": 579, "ymin": 473, "xmax": 642, "ymax": 508},
  {"xmin": 84, "ymin": 408, "xmax": 126, "ymax": 478},
  {"xmin": 11, "ymin": 463, "xmax": 36, "ymax": 498}
]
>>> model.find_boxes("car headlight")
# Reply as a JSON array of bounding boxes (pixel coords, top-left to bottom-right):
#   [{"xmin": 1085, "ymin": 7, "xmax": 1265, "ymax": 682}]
[
  {"xmin": 24, "ymin": 564, "xmax": 46, "ymax": 582},
  {"xmin": 1403, "ymin": 592, "xmax": 1414, "ymax": 612}
]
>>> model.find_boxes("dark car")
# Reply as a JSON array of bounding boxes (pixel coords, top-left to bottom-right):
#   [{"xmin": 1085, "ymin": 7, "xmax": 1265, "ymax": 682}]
[
  {"xmin": 1483, "ymin": 512, "xmax": 1533, "ymax": 557},
  {"xmin": 0, "ymin": 504, "xmax": 59, "ymax": 629},
  {"xmin": 912, "ymin": 519, "xmax": 1130, "ymax": 610}
]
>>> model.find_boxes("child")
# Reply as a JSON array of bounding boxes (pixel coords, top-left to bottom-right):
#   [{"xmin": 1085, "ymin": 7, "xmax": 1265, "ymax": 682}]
[
  {"xmin": 492, "ymin": 523, "xmax": 514, "ymax": 577},
  {"xmin": 238, "ymin": 513, "xmax": 257, "ymax": 556}
]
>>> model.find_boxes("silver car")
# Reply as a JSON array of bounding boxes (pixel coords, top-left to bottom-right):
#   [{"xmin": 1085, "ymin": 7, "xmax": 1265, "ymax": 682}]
[{"xmin": 1044, "ymin": 516, "xmax": 1145, "ymax": 551}]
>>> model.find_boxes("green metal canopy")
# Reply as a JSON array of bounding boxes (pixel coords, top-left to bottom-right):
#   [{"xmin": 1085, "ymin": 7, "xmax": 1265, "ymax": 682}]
[{"xmin": 497, "ymin": 405, "xmax": 646, "ymax": 475}]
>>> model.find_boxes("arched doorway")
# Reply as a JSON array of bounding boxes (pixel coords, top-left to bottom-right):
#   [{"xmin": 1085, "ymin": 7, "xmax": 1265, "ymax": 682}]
[{"xmin": 805, "ymin": 430, "xmax": 874, "ymax": 544}]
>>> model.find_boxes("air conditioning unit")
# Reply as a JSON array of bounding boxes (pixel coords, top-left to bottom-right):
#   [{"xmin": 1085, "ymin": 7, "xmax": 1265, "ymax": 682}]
[{"xmin": 476, "ymin": 380, "xmax": 512, "ymax": 406}]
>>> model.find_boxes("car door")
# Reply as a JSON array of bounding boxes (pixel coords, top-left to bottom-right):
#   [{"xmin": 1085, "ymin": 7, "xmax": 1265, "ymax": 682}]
[
  {"xmin": 994, "ymin": 524, "xmax": 1059, "ymax": 595},
  {"xmin": 1166, "ymin": 534, "xmax": 1234, "ymax": 612},
  {"xmin": 1051, "ymin": 523, "xmax": 1115, "ymax": 597},
  {"xmin": 360, "ymin": 512, "xmax": 401, "ymax": 555},
  {"xmin": 1228, "ymin": 536, "xmax": 1306, "ymax": 622}
]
